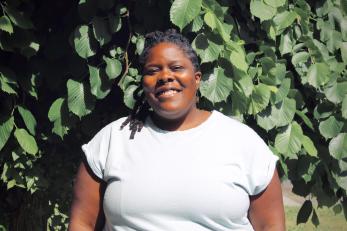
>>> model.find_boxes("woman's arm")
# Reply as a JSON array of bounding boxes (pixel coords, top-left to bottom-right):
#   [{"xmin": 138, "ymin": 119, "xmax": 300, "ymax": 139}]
[
  {"xmin": 248, "ymin": 169, "xmax": 285, "ymax": 231},
  {"xmin": 68, "ymin": 161, "xmax": 105, "ymax": 231}
]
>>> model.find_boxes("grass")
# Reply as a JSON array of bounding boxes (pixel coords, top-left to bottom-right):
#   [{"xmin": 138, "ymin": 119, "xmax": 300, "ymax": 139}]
[{"xmin": 285, "ymin": 206, "xmax": 346, "ymax": 231}]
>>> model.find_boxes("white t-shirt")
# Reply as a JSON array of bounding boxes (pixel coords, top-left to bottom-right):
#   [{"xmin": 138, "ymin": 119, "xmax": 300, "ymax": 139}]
[{"xmin": 82, "ymin": 110, "xmax": 278, "ymax": 231}]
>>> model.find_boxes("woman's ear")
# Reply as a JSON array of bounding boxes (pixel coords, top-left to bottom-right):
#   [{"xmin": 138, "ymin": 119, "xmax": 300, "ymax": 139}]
[{"xmin": 195, "ymin": 71, "xmax": 202, "ymax": 89}]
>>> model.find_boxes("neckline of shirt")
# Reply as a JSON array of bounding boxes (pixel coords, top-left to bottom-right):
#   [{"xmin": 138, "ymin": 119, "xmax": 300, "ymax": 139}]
[{"xmin": 145, "ymin": 110, "xmax": 217, "ymax": 136}]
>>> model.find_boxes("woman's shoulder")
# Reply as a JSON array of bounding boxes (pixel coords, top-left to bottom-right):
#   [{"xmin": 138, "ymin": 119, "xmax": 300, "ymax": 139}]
[
  {"xmin": 212, "ymin": 110, "xmax": 255, "ymax": 134},
  {"xmin": 91, "ymin": 116, "xmax": 129, "ymax": 139}
]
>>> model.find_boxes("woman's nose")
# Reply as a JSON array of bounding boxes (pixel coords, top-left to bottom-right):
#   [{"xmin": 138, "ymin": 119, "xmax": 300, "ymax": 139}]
[{"xmin": 158, "ymin": 68, "xmax": 174, "ymax": 84}]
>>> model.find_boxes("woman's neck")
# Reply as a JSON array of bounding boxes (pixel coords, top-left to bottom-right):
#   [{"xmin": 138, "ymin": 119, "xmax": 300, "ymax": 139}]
[{"xmin": 150, "ymin": 109, "xmax": 211, "ymax": 131}]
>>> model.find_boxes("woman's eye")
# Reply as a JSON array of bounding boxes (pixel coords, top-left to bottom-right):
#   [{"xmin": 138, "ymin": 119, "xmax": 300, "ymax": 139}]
[
  {"xmin": 171, "ymin": 65, "xmax": 183, "ymax": 71},
  {"xmin": 145, "ymin": 68, "xmax": 158, "ymax": 75}
]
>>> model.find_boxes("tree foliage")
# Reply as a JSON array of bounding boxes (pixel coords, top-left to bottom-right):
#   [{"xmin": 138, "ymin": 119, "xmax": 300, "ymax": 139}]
[{"xmin": 0, "ymin": 0, "xmax": 346, "ymax": 229}]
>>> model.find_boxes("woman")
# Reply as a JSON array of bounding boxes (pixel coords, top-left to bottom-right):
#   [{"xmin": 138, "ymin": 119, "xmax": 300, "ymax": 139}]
[{"xmin": 69, "ymin": 29, "xmax": 285, "ymax": 231}]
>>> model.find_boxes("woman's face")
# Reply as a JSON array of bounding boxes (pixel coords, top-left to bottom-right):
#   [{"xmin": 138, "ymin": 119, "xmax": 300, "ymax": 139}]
[{"xmin": 142, "ymin": 42, "xmax": 201, "ymax": 120}]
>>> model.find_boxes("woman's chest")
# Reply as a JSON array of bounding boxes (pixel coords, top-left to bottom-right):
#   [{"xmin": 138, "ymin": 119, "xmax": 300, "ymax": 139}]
[{"xmin": 103, "ymin": 141, "xmax": 250, "ymax": 225}]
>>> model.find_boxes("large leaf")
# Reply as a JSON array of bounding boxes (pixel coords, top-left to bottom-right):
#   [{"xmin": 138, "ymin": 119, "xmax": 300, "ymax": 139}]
[
  {"xmin": 48, "ymin": 98, "xmax": 70, "ymax": 138},
  {"xmin": 324, "ymin": 81, "xmax": 347, "ymax": 104},
  {"xmin": 329, "ymin": 133, "xmax": 347, "ymax": 160},
  {"xmin": 103, "ymin": 56, "xmax": 122, "ymax": 79},
  {"xmin": 342, "ymin": 95, "xmax": 347, "ymax": 119},
  {"xmin": 297, "ymin": 200, "xmax": 313, "ymax": 224},
  {"xmin": 248, "ymin": 83, "xmax": 271, "ymax": 115},
  {"xmin": 257, "ymin": 98, "xmax": 296, "ymax": 131},
  {"xmin": 0, "ymin": 116, "xmax": 14, "ymax": 151},
  {"xmin": 67, "ymin": 79, "xmax": 95, "ymax": 118},
  {"xmin": 271, "ymin": 98, "xmax": 296, "ymax": 127},
  {"xmin": 250, "ymin": 0, "xmax": 276, "ymax": 21},
  {"xmin": 302, "ymin": 136, "xmax": 317, "ymax": 157},
  {"xmin": 319, "ymin": 116, "xmax": 343, "ymax": 139},
  {"xmin": 4, "ymin": 6, "xmax": 34, "ymax": 29},
  {"xmin": 273, "ymin": 11, "xmax": 298, "ymax": 35},
  {"xmin": 92, "ymin": 16, "xmax": 111, "ymax": 46},
  {"xmin": 88, "ymin": 65, "xmax": 111, "ymax": 99},
  {"xmin": 0, "ymin": 16, "xmax": 13, "ymax": 34},
  {"xmin": 275, "ymin": 121, "xmax": 304, "ymax": 158},
  {"xmin": 123, "ymin": 85, "xmax": 138, "ymax": 109},
  {"xmin": 204, "ymin": 12, "xmax": 231, "ymax": 42},
  {"xmin": 72, "ymin": 25, "xmax": 97, "ymax": 58},
  {"xmin": 341, "ymin": 42, "xmax": 347, "ymax": 64},
  {"xmin": 264, "ymin": 0, "xmax": 285, "ymax": 7},
  {"xmin": 307, "ymin": 63, "xmax": 330, "ymax": 88},
  {"xmin": 17, "ymin": 106, "xmax": 37, "ymax": 136},
  {"xmin": 48, "ymin": 98, "xmax": 65, "ymax": 122},
  {"xmin": 14, "ymin": 128, "xmax": 38, "ymax": 155},
  {"xmin": 192, "ymin": 33, "xmax": 222, "ymax": 63},
  {"xmin": 170, "ymin": 0, "xmax": 202, "ymax": 30},
  {"xmin": 200, "ymin": 67, "xmax": 233, "ymax": 104}
]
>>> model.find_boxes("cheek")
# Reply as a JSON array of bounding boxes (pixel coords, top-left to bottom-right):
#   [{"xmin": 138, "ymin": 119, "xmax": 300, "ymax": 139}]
[{"xmin": 142, "ymin": 77, "xmax": 156, "ymax": 92}]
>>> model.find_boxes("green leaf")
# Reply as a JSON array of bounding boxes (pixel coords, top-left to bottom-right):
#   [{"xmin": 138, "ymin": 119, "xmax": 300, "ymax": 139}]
[
  {"xmin": 92, "ymin": 16, "xmax": 111, "ymax": 46},
  {"xmin": 48, "ymin": 98, "xmax": 65, "ymax": 122},
  {"xmin": 4, "ymin": 6, "xmax": 34, "ymax": 29},
  {"xmin": 296, "ymin": 110, "xmax": 314, "ymax": 131},
  {"xmin": 200, "ymin": 67, "xmax": 233, "ymax": 104},
  {"xmin": 270, "ymin": 78, "xmax": 290, "ymax": 104},
  {"xmin": 342, "ymin": 95, "xmax": 347, "ymax": 119},
  {"xmin": 190, "ymin": 15, "xmax": 203, "ymax": 32},
  {"xmin": 227, "ymin": 43, "xmax": 248, "ymax": 72},
  {"xmin": 192, "ymin": 33, "xmax": 222, "ymax": 63},
  {"xmin": 257, "ymin": 106, "xmax": 275, "ymax": 131},
  {"xmin": 48, "ymin": 98, "xmax": 71, "ymax": 138},
  {"xmin": 72, "ymin": 25, "xmax": 97, "ymax": 58},
  {"xmin": 170, "ymin": 0, "xmax": 202, "ymax": 30},
  {"xmin": 17, "ymin": 106, "xmax": 37, "ymax": 136},
  {"xmin": 273, "ymin": 11, "xmax": 298, "ymax": 35},
  {"xmin": 329, "ymin": 133, "xmax": 347, "ymax": 160},
  {"xmin": 0, "ymin": 116, "xmax": 14, "ymax": 151},
  {"xmin": 279, "ymin": 31, "xmax": 294, "ymax": 55},
  {"xmin": 0, "ymin": 16, "xmax": 13, "ymax": 34},
  {"xmin": 319, "ymin": 116, "xmax": 343, "ymax": 139},
  {"xmin": 108, "ymin": 12, "xmax": 121, "ymax": 33},
  {"xmin": 0, "ymin": 76, "xmax": 17, "ymax": 95},
  {"xmin": 88, "ymin": 65, "xmax": 111, "ymax": 99},
  {"xmin": 123, "ymin": 85, "xmax": 138, "ymax": 109},
  {"xmin": 307, "ymin": 63, "xmax": 330, "ymax": 88},
  {"xmin": 264, "ymin": 0, "xmax": 285, "ymax": 7},
  {"xmin": 20, "ymin": 42, "xmax": 40, "ymax": 58},
  {"xmin": 204, "ymin": 12, "xmax": 230, "ymax": 42},
  {"xmin": 302, "ymin": 135, "xmax": 317, "ymax": 156},
  {"xmin": 103, "ymin": 56, "xmax": 122, "ymax": 79},
  {"xmin": 248, "ymin": 83, "xmax": 271, "ymax": 115},
  {"xmin": 271, "ymin": 98, "xmax": 296, "ymax": 127},
  {"xmin": 67, "ymin": 79, "xmax": 95, "ymax": 118},
  {"xmin": 324, "ymin": 81, "xmax": 347, "ymax": 104},
  {"xmin": 250, "ymin": 0, "xmax": 276, "ymax": 21},
  {"xmin": 297, "ymin": 200, "xmax": 313, "ymax": 224},
  {"xmin": 14, "ymin": 128, "xmax": 38, "ymax": 155},
  {"xmin": 292, "ymin": 52, "xmax": 310, "ymax": 66},
  {"xmin": 341, "ymin": 42, "xmax": 347, "ymax": 64},
  {"xmin": 202, "ymin": 0, "xmax": 224, "ymax": 18},
  {"xmin": 275, "ymin": 121, "xmax": 304, "ymax": 157}
]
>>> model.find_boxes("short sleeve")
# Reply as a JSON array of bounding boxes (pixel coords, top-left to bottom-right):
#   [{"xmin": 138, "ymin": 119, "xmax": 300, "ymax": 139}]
[
  {"xmin": 81, "ymin": 124, "xmax": 112, "ymax": 180},
  {"xmin": 244, "ymin": 129, "xmax": 279, "ymax": 196}
]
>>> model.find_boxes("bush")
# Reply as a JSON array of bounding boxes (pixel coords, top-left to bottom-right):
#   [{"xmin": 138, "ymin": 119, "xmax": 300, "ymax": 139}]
[{"xmin": 0, "ymin": 0, "xmax": 346, "ymax": 229}]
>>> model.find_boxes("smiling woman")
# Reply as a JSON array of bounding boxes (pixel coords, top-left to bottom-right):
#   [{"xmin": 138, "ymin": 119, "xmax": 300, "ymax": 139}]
[{"xmin": 68, "ymin": 29, "xmax": 285, "ymax": 231}]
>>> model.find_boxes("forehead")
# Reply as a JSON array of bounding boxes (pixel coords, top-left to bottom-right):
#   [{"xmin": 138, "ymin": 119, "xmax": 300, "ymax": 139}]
[{"xmin": 145, "ymin": 42, "xmax": 191, "ymax": 64}]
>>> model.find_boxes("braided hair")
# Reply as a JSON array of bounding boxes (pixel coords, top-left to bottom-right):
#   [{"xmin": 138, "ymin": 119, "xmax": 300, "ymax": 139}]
[{"xmin": 120, "ymin": 29, "xmax": 200, "ymax": 139}]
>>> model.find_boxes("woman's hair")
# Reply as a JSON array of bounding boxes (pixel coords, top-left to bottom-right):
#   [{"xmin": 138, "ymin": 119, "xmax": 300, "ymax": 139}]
[{"xmin": 120, "ymin": 29, "xmax": 200, "ymax": 139}]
